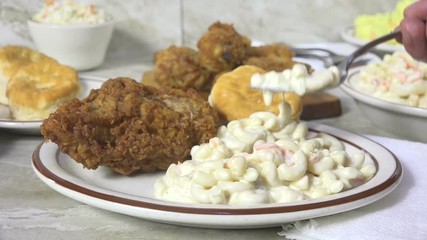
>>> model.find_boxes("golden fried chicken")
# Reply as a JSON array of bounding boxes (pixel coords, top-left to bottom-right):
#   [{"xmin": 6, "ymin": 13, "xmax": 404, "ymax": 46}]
[
  {"xmin": 153, "ymin": 46, "xmax": 212, "ymax": 91},
  {"xmin": 41, "ymin": 77, "xmax": 219, "ymax": 175},
  {"xmin": 245, "ymin": 44, "xmax": 294, "ymax": 59},
  {"xmin": 197, "ymin": 21, "xmax": 251, "ymax": 72},
  {"xmin": 243, "ymin": 44, "xmax": 296, "ymax": 71},
  {"xmin": 141, "ymin": 22, "xmax": 303, "ymax": 94}
]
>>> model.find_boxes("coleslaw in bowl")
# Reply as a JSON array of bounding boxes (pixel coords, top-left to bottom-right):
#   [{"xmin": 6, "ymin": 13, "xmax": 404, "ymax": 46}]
[
  {"xmin": 33, "ymin": 0, "xmax": 109, "ymax": 25},
  {"xmin": 28, "ymin": 0, "xmax": 114, "ymax": 70}
]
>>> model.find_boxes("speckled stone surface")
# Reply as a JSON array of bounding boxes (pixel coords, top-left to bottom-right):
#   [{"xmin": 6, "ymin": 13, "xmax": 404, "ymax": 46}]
[
  {"xmin": 0, "ymin": 0, "xmax": 397, "ymax": 55},
  {"xmin": 181, "ymin": 0, "xmax": 396, "ymax": 47}
]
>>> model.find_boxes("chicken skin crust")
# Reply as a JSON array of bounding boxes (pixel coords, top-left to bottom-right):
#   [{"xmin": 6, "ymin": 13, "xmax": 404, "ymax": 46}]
[
  {"xmin": 197, "ymin": 21, "xmax": 251, "ymax": 72},
  {"xmin": 153, "ymin": 46, "xmax": 212, "ymax": 91},
  {"xmin": 243, "ymin": 44, "xmax": 296, "ymax": 72},
  {"xmin": 41, "ymin": 77, "xmax": 219, "ymax": 175}
]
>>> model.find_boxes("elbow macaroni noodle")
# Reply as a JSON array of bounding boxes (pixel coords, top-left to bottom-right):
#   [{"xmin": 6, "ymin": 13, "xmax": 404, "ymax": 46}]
[
  {"xmin": 154, "ymin": 101, "xmax": 377, "ymax": 205},
  {"xmin": 352, "ymin": 51, "xmax": 427, "ymax": 108},
  {"xmin": 250, "ymin": 63, "xmax": 340, "ymax": 106}
]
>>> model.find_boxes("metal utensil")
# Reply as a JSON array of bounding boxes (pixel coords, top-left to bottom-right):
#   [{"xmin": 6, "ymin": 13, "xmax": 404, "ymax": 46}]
[
  {"xmin": 337, "ymin": 29, "xmax": 402, "ymax": 82},
  {"xmin": 251, "ymin": 30, "xmax": 402, "ymax": 94},
  {"xmin": 290, "ymin": 46, "xmax": 347, "ymax": 66}
]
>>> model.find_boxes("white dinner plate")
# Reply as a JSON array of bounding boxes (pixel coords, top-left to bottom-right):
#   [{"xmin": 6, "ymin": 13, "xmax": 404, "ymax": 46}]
[
  {"xmin": 32, "ymin": 123, "xmax": 402, "ymax": 229},
  {"xmin": 0, "ymin": 76, "xmax": 105, "ymax": 135},
  {"xmin": 340, "ymin": 25, "xmax": 405, "ymax": 53}
]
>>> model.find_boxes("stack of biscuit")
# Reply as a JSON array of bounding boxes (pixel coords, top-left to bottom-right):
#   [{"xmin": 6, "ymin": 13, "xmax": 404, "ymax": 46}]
[{"xmin": 0, "ymin": 45, "xmax": 80, "ymax": 121}]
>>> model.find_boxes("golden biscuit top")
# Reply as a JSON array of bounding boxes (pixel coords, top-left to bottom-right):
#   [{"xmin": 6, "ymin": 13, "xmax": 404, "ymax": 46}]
[
  {"xmin": 209, "ymin": 65, "xmax": 302, "ymax": 122},
  {"xmin": 6, "ymin": 59, "xmax": 79, "ymax": 109},
  {"xmin": 0, "ymin": 45, "xmax": 55, "ymax": 77}
]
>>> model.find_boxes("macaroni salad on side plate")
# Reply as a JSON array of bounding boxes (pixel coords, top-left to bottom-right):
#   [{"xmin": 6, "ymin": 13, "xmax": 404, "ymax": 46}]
[{"xmin": 352, "ymin": 51, "xmax": 427, "ymax": 108}]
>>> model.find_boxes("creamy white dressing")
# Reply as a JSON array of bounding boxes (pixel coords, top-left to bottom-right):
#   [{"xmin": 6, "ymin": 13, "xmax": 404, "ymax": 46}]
[
  {"xmin": 154, "ymin": 101, "xmax": 376, "ymax": 205},
  {"xmin": 251, "ymin": 63, "xmax": 340, "ymax": 106}
]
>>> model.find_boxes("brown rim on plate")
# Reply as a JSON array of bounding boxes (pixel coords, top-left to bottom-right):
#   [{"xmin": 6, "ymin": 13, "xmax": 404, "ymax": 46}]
[{"xmin": 32, "ymin": 131, "xmax": 402, "ymax": 215}]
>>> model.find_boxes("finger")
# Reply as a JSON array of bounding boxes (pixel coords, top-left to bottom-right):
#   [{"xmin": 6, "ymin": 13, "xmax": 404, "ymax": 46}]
[
  {"xmin": 400, "ymin": 18, "xmax": 427, "ymax": 62},
  {"xmin": 404, "ymin": 0, "xmax": 427, "ymax": 21}
]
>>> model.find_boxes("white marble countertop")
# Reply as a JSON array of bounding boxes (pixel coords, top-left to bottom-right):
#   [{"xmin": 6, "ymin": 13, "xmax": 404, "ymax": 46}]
[{"xmin": 0, "ymin": 42, "xmax": 417, "ymax": 240}]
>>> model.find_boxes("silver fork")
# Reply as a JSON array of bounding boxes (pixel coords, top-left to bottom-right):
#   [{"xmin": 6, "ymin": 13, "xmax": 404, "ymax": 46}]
[
  {"xmin": 337, "ymin": 29, "xmax": 402, "ymax": 82},
  {"xmin": 290, "ymin": 47, "xmax": 347, "ymax": 66},
  {"xmin": 290, "ymin": 46, "xmax": 372, "ymax": 67},
  {"xmin": 251, "ymin": 30, "xmax": 402, "ymax": 94}
]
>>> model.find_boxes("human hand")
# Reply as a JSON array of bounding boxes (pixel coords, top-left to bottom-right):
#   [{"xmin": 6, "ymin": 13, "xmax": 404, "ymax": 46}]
[{"xmin": 398, "ymin": 0, "xmax": 427, "ymax": 62}]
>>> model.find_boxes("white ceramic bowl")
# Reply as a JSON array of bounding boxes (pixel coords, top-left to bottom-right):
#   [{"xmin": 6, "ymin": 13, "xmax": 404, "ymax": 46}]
[
  {"xmin": 341, "ymin": 70, "xmax": 427, "ymax": 143},
  {"xmin": 28, "ymin": 20, "xmax": 114, "ymax": 71}
]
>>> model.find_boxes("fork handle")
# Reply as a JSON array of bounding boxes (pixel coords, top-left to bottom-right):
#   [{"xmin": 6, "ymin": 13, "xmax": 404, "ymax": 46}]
[
  {"xmin": 290, "ymin": 47, "xmax": 338, "ymax": 56},
  {"xmin": 348, "ymin": 29, "xmax": 402, "ymax": 64}
]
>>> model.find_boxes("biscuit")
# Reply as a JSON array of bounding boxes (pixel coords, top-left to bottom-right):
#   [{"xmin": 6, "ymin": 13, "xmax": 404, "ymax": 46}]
[
  {"xmin": 6, "ymin": 59, "xmax": 79, "ymax": 120},
  {"xmin": 209, "ymin": 65, "xmax": 302, "ymax": 122},
  {"xmin": 0, "ymin": 45, "xmax": 54, "ymax": 105}
]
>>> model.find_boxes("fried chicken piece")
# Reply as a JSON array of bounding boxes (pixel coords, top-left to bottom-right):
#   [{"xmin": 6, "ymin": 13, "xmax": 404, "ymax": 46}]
[
  {"xmin": 245, "ymin": 44, "xmax": 294, "ymax": 59},
  {"xmin": 197, "ymin": 21, "xmax": 251, "ymax": 72},
  {"xmin": 153, "ymin": 46, "xmax": 212, "ymax": 91},
  {"xmin": 41, "ymin": 77, "xmax": 219, "ymax": 175},
  {"xmin": 243, "ymin": 44, "xmax": 297, "ymax": 71}
]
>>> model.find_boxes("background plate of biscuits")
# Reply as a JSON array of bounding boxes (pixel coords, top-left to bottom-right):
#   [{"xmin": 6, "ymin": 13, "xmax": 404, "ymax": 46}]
[{"xmin": 0, "ymin": 76, "xmax": 104, "ymax": 134}]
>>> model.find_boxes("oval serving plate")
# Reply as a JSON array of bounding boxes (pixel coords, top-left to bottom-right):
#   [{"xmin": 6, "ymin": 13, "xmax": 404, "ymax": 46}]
[
  {"xmin": 32, "ymin": 122, "xmax": 402, "ymax": 229},
  {"xmin": 0, "ymin": 76, "xmax": 105, "ymax": 135}
]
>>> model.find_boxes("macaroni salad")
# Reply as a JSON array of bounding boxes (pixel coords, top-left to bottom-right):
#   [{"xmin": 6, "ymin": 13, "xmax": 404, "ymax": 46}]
[
  {"xmin": 154, "ymin": 102, "xmax": 377, "ymax": 205},
  {"xmin": 33, "ymin": 0, "xmax": 108, "ymax": 24},
  {"xmin": 250, "ymin": 63, "xmax": 339, "ymax": 105},
  {"xmin": 352, "ymin": 51, "xmax": 427, "ymax": 108}
]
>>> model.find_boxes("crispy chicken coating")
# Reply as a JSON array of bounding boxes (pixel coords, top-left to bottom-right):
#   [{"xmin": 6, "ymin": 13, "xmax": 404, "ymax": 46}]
[
  {"xmin": 245, "ymin": 44, "xmax": 294, "ymax": 59},
  {"xmin": 153, "ymin": 46, "xmax": 212, "ymax": 91},
  {"xmin": 41, "ymin": 77, "xmax": 219, "ymax": 175},
  {"xmin": 143, "ymin": 22, "xmax": 301, "ymax": 92},
  {"xmin": 197, "ymin": 21, "xmax": 251, "ymax": 72},
  {"xmin": 243, "ymin": 44, "xmax": 296, "ymax": 71}
]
